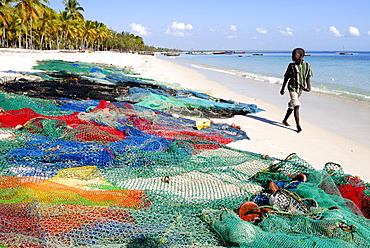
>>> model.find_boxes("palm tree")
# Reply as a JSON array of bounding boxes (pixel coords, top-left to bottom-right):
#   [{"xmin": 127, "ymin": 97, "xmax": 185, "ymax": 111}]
[
  {"xmin": 81, "ymin": 20, "xmax": 96, "ymax": 49},
  {"xmin": 1, "ymin": 1, "xmax": 149, "ymax": 51},
  {"xmin": 14, "ymin": 0, "xmax": 49, "ymax": 49},
  {"xmin": 56, "ymin": 10, "xmax": 74, "ymax": 49},
  {"xmin": 91, "ymin": 22, "xmax": 111, "ymax": 50},
  {"xmin": 35, "ymin": 5, "xmax": 57, "ymax": 49},
  {"xmin": 0, "ymin": 0, "xmax": 15, "ymax": 47},
  {"xmin": 62, "ymin": 0, "xmax": 84, "ymax": 20},
  {"xmin": 0, "ymin": 0, "xmax": 15, "ymax": 27}
]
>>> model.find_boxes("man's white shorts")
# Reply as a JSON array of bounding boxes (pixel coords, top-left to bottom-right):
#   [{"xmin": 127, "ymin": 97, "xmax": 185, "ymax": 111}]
[{"xmin": 288, "ymin": 91, "xmax": 301, "ymax": 109}]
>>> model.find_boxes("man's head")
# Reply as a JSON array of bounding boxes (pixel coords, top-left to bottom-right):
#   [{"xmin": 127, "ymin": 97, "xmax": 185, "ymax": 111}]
[{"xmin": 292, "ymin": 48, "xmax": 305, "ymax": 63}]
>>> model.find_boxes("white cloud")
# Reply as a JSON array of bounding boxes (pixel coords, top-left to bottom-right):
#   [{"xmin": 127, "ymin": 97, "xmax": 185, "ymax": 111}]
[
  {"xmin": 172, "ymin": 22, "xmax": 193, "ymax": 30},
  {"xmin": 279, "ymin": 27, "xmax": 293, "ymax": 36},
  {"xmin": 229, "ymin": 25, "xmax": 237, "ymax": 31},
  {"xmin": 368, "ymin": 31, "xmax": 370, "ymax": 36},
  {"xmin": 256, "ymin": 28, "xmax": 267, "ymax": 34},
  {"xmin": 166, "ymin": 21, "xmax": 193, "ymax": 37},
  {"xmin": 329, "ymin": 26, "xmax": 343, "ymax": 37},
  {"xmin": 209, "ymin": 28, "xmax": 219, "ymax": 32},
  {"xmin": 225, "ymin": 34, "xmax": 237, "ymax": 39},
  {"xmin": 314, "ymin": 28, "xmax": 321, "ymax": 32},
  {"xmin": 348, "ymin": 26, "xmax": 360, "ymax": 37},
  {"xmin": 130, "ymin": 23, "xmax": 151, "ymax": 36}
]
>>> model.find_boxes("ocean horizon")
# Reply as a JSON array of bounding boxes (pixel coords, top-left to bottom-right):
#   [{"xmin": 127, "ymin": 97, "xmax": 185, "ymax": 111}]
[{"xmin": 171, "ymin": 51, "xmax": 370, "ymax": 106}]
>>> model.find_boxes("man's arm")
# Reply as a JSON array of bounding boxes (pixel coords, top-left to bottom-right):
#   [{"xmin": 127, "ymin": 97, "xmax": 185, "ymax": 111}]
[
  {"xmin": 304, "ymin": 77, "xmax": 311, "ymax": 92},
  {"xmin": 280, "ymin": 77, "xmax": 288, "ymax": 95}
]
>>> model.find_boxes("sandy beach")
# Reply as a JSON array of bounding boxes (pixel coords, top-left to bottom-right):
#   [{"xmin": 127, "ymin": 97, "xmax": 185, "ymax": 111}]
[{"xmin": 1, "ymin": 49, "xmax": 369, "ymax": 182}]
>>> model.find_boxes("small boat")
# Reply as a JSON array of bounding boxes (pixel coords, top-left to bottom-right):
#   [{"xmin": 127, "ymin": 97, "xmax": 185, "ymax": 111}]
[
  {"xmin": 252, "ymin": 53, "xmax": 263, "ymax": 56},
  {"xmin": 213, "ymin": 51, "xmax": 233, "ymax": 55},
  {"xmin": 339, "ymin": 46, "xmax": 353, "ymax": 55},
  {"xmin": 186, "ymin": 51, "xmax": 212, "ymax": 55},
  {"xmin": 138, "ymin": 51, "xmax": 155, "ymax": 56},
  {"xmin": 165, "ymin": 52, "xmax": 181, "ymax": 56}
]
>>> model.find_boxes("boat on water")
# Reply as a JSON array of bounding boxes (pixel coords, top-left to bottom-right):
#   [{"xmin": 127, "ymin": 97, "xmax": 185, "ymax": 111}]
[
  {"xmin": 339, "ymin": 46, "xmax": 354, "ymax": 55},
  {"xmin": 186, "ymin": 51, "xmax": 212, "ymax": 55},
  {"xmin": 213, "ymin": 51, "xmax": 234, "ymax": 55},
  {"xmin": 165, "ymin": 52, "xmax": 181, "ymax": 56},
  {"xmin": 252, "ymin": 53, "xmax": 263, "ymax": 56}
]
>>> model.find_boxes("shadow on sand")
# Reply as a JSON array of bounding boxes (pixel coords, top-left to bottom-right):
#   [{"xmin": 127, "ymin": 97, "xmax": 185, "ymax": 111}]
[{"xmin": 245, "ymin": 114, "xmax": 296, "ymax": 132}]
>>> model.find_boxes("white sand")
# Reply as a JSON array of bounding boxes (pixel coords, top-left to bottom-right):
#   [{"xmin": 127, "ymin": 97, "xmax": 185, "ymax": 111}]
[{"xmin": 1, "ymin": 49, "xmax": 369, "ymax": 182}]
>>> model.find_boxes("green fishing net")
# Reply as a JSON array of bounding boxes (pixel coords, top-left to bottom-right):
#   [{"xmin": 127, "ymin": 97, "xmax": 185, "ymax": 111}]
[{"xmin": 0, "ymin": 60, "xmax": 369, "ymax": 247}]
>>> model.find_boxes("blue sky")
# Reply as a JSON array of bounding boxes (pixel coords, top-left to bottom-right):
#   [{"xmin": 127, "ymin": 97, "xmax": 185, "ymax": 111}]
[{"xmin": 49, "ymin": 0, "xmax": 370, "ymax": 51}]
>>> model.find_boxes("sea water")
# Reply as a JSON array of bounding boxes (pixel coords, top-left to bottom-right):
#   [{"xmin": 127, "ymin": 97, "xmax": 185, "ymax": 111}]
[{"xmin": 173, "ymin": 51, "xmax": 370, "ymax": 105}]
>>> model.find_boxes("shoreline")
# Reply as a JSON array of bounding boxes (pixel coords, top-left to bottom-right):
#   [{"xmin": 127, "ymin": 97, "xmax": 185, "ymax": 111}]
[
  {"xmin": 0, "ymin": 50, "xmax": 369, "ymax": 182},
  {"xmin": 170, "ymin": 57, "xmax": 370, "ymax": 148},
  {"xmin": 174, "ymin": 53, "xmax": 370, "ymax": 107}
]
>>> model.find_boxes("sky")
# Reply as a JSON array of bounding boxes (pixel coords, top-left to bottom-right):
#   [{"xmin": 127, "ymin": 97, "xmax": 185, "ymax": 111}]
[{"xmin": 48, "ymin": 0, "xmax": 370, "ymax": 51}]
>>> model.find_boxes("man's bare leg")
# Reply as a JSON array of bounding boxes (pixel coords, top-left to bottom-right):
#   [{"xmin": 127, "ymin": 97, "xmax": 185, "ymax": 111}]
[
  {"xmin": 282, "ymin": 108, "xmax": 293, "ymax": 126},
  {"xmin": 294, "ymin": 106, "xmax": 302, "ymax": 133}
]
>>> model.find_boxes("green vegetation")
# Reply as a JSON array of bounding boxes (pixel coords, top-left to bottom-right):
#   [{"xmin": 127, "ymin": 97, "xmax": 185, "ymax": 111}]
[{"xmin": 0, "ymin": 0, "xmax": 174, "ymax": 52}]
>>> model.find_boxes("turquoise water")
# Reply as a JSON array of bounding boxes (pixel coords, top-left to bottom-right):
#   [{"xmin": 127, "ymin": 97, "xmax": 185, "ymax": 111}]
[{"xmin": 174, "ymin": 51, "xmax": 370, "ymax": 104}]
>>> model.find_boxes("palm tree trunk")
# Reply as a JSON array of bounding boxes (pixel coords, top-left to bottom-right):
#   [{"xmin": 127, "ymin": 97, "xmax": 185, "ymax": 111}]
[
  {"xmin": 64, "ymin": 31, "xmax": 69, "ymax": 50},
  {"xmin": 18, "ymin": 24, "xmax": 22, "ymax": 48},
  {"xmin": 40, "ymin": 31, "xmax": 45, "ymax": 50},
  {"xmin": 56, "ymin": 36, "xmax": 61, "ymax": 49},
  {"xmin": 29, "ymin": 16, "xmax": 33, "ymax": 49},
  {"xmin": 25, "ymin": 35, "xmax": 28, "ymax": 49},
  {"xmin": 2, "ymin": 26, "xmax": 5, "ymax": 47}
]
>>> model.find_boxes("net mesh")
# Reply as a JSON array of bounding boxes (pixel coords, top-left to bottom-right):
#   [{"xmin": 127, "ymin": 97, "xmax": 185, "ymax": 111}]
[
  {"xmin": 0, "ymin": 60, "xmax": 369, "ymax": 247},
  {"xmin": 1, "ymin": 59, "xmax": 263, "ymax": 119}
]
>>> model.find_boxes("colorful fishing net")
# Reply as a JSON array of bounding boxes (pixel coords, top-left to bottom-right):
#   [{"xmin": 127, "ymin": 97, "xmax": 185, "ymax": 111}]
[
  {"xmin": 1, "ymin": 60, "xmax": 263, "ymax": 118},
  {"xmin": 202, "ymin": 155, "xmax": 370, "ymax": 248},
  {"xmin": 0, "ymin": 60, "xmax": 369, "ymax": 247}
]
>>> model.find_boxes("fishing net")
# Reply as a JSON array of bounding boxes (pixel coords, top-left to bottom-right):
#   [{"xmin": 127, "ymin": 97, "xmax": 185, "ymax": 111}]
[
  {"xmin": 0, "ymin": 60, "xmax": 263, "ymax": 119},
  {"xmin": 0, "ymin": 59, "xmax": 369, "ymax": 247},
  {"xmin": 0, "ymin": 128, "xmax": 270, "ymax": 246},
  {"xmin": 0, "ymin": 96, "xmax": 248, "ymax": 144},
  {"xmin": 202, "ymin": 154, "xmax": 370, "ymax": 248}
]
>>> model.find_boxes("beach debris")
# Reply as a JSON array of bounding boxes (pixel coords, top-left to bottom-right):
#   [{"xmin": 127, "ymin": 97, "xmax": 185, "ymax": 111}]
[
  {"xmin": 230, "ymin": 123, "xmax": 241, "ymax": 129},
  {"xmin": 262, "ymin": 154, "xmax": 270, "ymax": 160},
  {"xmin": 161, "ymin": 176, "xmax": 171, "ymax": 183},
  {"xmin": 195, "ymin": 120, "xmax": 211, "ymax": 130}
]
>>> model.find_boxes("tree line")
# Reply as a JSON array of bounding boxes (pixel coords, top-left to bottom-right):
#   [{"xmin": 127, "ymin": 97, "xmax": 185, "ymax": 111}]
[{"xmin": 0, "ymin": 0, "xmax": 174, "ymax": 52}]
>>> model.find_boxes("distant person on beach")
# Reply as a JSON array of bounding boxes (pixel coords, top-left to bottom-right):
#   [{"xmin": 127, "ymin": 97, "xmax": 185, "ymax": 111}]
[{"xmin": 280, "ymin": 48, "xmax": 313, "ymax": 133}]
